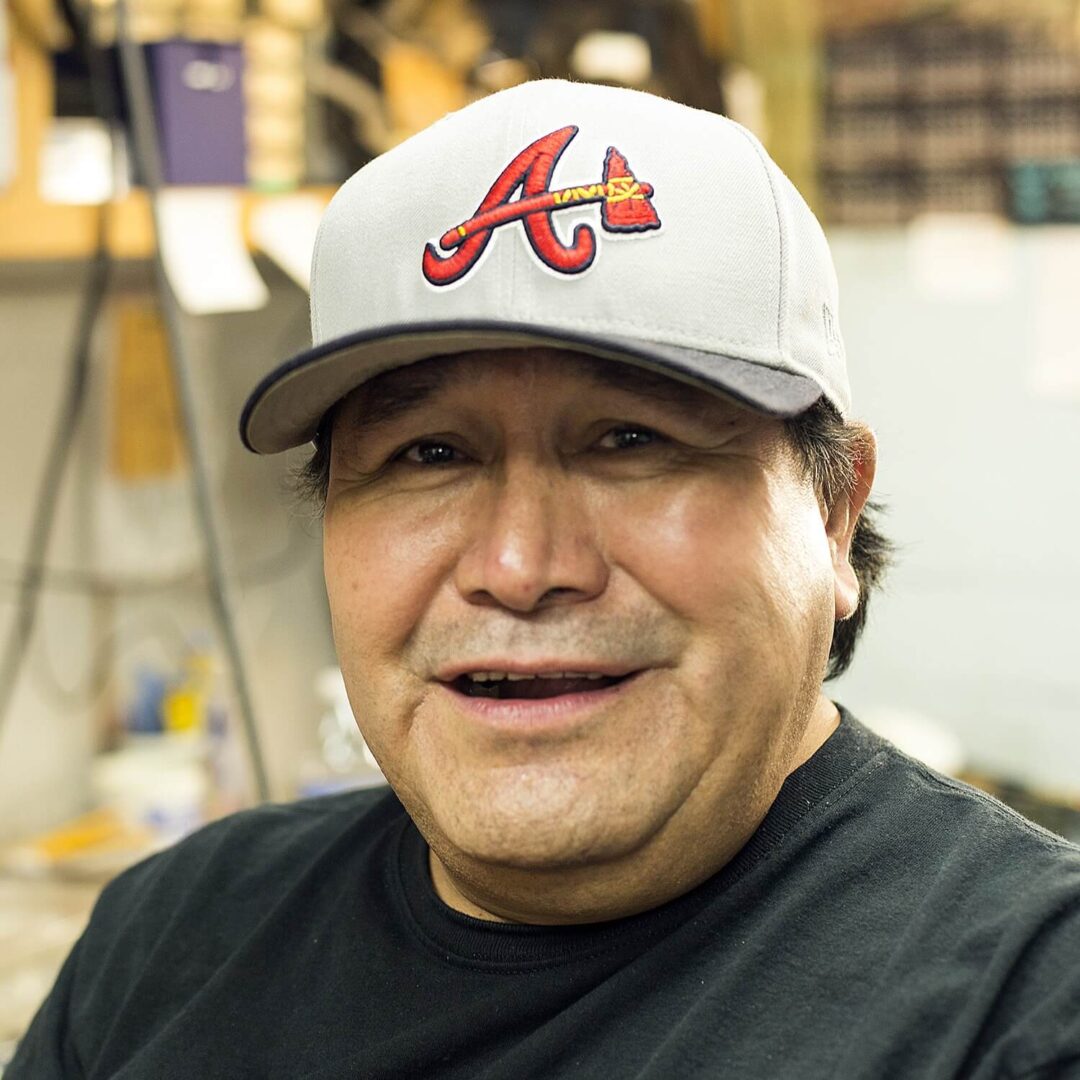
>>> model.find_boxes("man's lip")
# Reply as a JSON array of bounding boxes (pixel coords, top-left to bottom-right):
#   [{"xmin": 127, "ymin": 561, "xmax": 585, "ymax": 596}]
[
  {"xmin": 435, "ymin": 669, "xmax": 648, "ymax": 731},
  {"xmin": 434, "ymin": 661, "xmax": 643, "ymax": 682}
]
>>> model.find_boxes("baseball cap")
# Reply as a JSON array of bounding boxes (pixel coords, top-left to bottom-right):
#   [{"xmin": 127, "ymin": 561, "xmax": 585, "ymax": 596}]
[{"xmin": 240, "ymin": 78, "xmax": 850, "ymax": 455}]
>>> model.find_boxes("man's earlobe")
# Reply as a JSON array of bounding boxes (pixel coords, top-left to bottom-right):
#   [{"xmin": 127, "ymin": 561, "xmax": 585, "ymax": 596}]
[{"xmin": 828, "ymin": 424, "xmax": 877, "ymax": 621}]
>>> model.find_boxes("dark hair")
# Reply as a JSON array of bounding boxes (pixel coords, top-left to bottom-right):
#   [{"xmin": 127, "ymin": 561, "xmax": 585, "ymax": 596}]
[
  {"xmin": 292, "ymin": 411, "xmax": 334, "ymax": 509},
  {"xmin": 293, "ymin": 396, "xmax": 898, "ymax": 683}
]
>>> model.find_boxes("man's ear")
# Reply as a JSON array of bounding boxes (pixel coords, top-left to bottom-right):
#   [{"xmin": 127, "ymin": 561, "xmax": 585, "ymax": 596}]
[{"xmin": 824, "ymin": 423, "xmax": 877, "ymax": 622}]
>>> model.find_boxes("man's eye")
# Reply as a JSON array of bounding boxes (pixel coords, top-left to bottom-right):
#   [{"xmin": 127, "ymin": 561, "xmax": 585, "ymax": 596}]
[
  {"xmin": 597, "ymin": 426, "xmax": 660, "ymax": 450},
  {"xmin": 397, "ymin": 440, "xmax": 463, "ymax": 466}
]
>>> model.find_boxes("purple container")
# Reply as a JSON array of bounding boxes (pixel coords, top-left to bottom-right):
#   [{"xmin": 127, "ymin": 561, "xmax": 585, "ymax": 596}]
[{"xmin": 147, "ymin": 39, "xmax": 247, "ymax": 185}]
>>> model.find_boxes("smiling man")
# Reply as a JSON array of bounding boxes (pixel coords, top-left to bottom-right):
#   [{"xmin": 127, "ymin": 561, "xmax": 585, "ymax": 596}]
[
  {"xmin": 322, "ymin": 346, "xmax": 853, "ymax": 926},
  {"xmin": 11, "ymin": 80, "xmax": 1080, "ymax": 1080}
]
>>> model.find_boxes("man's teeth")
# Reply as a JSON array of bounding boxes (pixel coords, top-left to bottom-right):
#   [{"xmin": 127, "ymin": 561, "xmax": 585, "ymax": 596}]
[{"xmin": 467, "ymin": 671, "xmax": 609, "ymax": 682}]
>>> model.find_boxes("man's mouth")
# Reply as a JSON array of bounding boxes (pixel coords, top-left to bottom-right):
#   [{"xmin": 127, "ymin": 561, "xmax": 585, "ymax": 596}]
[{"xmin": 451, "ymin": 672, "xmax": 634, "ymax": 700}]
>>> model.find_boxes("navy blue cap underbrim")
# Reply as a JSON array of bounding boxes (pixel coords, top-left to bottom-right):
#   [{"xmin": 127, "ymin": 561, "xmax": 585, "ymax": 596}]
[{"xmin": 240, "ymin": 320, "xmax": 824, "ymax": 455}]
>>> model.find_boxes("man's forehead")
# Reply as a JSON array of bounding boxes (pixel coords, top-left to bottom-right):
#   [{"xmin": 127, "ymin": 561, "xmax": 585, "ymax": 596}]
[{"xmin": 340, "ymin": 348, "xmax": 756, "ymax": 432}]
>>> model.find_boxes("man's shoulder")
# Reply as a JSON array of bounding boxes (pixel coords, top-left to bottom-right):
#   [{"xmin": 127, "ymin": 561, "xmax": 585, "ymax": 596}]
[
  {"xmin": 850, "ymin": 722, "xmax": 1080, "ymax": 899},
  {"xmin": 813, "ymin": 719, "xmax": 1080, "ymax": 1077},
  {"xmin": 96, "ymin": 783, "xmax": 403, "ymax": 926},
  {"xmin": 885, "ymin": 738, "xmax": 1076, "ymax": 850}
]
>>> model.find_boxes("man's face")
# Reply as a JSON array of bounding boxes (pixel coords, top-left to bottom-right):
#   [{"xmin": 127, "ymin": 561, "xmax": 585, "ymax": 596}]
[{"xmin": 324, "ymin": 348, "xmax": 862, "ymax": 920}]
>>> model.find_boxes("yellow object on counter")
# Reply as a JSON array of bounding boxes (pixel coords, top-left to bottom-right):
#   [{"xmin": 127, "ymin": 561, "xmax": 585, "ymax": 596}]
[{"xmin": 0, "ymin": 807, "xmax": 156, "ymax": 877}]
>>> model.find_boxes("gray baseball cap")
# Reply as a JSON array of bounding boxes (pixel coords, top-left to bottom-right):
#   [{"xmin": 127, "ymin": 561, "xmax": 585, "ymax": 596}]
[{"xmin": 240, "ymin": 78, "xmax": 849, "ymax": 455}]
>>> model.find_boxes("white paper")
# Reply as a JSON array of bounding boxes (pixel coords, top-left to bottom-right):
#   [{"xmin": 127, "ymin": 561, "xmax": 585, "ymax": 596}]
[
  {"xmin": 157, "ymin": 188, "xmax": 269, "ymax": 315},
  {"xmin": 249, "ymin": 194, "xmax": 325, "ymax": 291},
  {"xmin": 39, "ymin": 118, "xmax": 128, "ymax": 204},
  {"xmin": 907, "ymin": 213, "xmax": 1016, "ymax": 301},
  {"xmin": 1028, "ymin": 228, "xmax": 1080, "ymax": 404}
]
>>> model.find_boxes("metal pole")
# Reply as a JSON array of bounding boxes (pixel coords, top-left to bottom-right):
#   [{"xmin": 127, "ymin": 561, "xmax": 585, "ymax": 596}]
[{"xmin": 114, "ymin": 6, "xmax": 271, "ymax": 802}]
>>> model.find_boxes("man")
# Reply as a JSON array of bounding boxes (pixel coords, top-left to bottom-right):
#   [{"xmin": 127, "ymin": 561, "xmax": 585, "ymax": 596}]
[{"xmin": 10, "ymin": 80, "xmax": 1080, "ymax": 1079}]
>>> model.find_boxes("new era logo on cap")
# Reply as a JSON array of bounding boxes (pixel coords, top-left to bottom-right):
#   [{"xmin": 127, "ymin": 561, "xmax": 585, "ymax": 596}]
[
  {"xmin": 422, "ymin": 125, "xmax": 661, "ymax": 286},
  {"xmin": 240, "ymin": 79, "xmax": 850, "ymax": 455}
]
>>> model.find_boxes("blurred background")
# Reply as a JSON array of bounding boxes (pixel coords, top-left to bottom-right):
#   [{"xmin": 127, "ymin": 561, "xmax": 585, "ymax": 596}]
[{"xmin": 1, "ymin": 0, "xmax": 1079, "ymax": 1062}]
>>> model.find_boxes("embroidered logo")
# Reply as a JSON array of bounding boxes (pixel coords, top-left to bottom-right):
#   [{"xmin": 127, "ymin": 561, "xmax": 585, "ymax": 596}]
[{"xmin": 422, "ymin": 125, "xmax": 661, "ymax": 286}]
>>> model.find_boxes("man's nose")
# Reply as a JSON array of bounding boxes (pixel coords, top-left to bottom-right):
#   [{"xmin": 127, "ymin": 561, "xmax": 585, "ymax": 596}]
[{"xmin": 453, "ymin": 459, "xmax": 609, "ymax": 613}]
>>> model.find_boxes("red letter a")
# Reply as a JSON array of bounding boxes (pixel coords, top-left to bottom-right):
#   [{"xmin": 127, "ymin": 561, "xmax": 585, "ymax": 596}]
[{"xmin": 423, "ymin": 126, "xmax": 596, "ymax": 286}]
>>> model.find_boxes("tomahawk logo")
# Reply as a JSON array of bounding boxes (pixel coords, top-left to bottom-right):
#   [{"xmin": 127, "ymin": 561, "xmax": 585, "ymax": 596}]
[{"xmin": 422, "ymin": 125, "xmax": 661, "ymax": 286}]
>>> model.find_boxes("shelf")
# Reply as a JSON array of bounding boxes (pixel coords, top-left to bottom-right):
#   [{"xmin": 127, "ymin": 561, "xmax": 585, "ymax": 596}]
[
  {"xmin": 0, "ymin": 186, "xmax": 336, "ymax": 261},
  {"xmin": 1, "ymin": 0, "xmax": 334, "ymax": 260}
]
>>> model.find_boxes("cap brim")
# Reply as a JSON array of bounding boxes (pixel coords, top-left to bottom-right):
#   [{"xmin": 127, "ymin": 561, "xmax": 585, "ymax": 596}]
[{"xmin": 240, "ymin": 320, "xmax": 824, "ymax": 454}]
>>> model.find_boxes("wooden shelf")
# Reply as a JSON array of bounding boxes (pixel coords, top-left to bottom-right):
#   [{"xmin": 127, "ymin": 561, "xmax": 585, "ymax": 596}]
[
  {"xmin": 0, "ymin": 0, "xmax": 334, "ymax": 260},
  {"xmin": 0, "ymin": 186, "xmax": 335, "ymax": 261}
]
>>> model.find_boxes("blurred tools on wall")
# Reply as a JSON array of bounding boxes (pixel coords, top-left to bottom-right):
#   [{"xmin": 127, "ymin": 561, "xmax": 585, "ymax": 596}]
[
  {"xmin": 313, "ymin": 0, "xmax": 725, "ymax": 174},
  {"xmin": 821, "ymin": 6, "xmax": 1080, "ymax": 223},
  {"xmin": 0, "ymin": 0, "xmax": 272, "ymax": 819}
]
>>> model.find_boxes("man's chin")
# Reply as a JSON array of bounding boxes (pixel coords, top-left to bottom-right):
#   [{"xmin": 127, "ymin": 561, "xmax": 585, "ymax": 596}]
[
  {"xmin": 430, "ymin": 786, "xmax": 666, "ymax": 875},
  {"xmin": 451, "ymin": 833, "xmax": 629, "ymax": 874}
]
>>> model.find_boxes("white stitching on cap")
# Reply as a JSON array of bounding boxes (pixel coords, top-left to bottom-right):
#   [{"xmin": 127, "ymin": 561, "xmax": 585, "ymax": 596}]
[{"xmin": 309, "ymin": 208, "xmax": 331, "ymax": 342}]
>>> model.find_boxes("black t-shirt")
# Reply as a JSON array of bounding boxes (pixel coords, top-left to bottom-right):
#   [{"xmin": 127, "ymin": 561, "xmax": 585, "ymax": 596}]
[{"xmin": 9, "ymin": 705, "xmax": 1080, "ymax": 1079}]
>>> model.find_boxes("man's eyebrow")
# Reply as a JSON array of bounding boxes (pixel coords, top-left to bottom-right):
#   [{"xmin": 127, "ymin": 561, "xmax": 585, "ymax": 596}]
[
  {"xmin": 344, "ymin": 354, "xmax": 743, "ymax": 436},
  {"xmin": 347, "ymin": 368, "xmax": 454, "ymax": 434}
]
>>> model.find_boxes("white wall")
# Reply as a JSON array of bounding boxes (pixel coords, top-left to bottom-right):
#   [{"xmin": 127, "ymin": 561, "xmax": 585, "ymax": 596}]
[{"xmin": 826, "ymin": 224, "xmax": 1080, "ymax": 797}]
